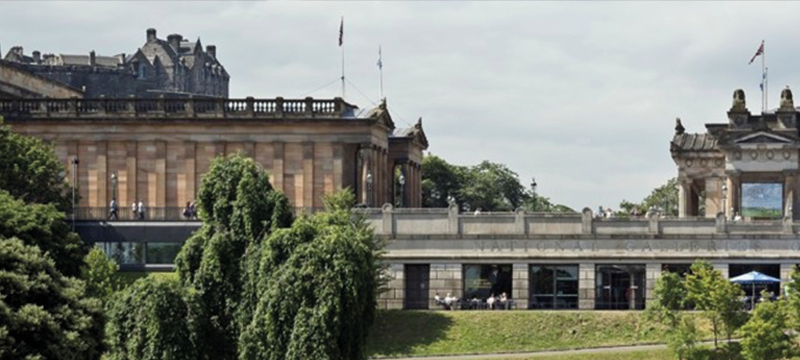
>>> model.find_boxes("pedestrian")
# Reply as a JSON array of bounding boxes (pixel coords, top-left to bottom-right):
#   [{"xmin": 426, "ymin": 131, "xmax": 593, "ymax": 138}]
[
  {"xmin": 189, "ymin": 200, "xmax": 196, "ymax": 219},
  {"xmin": 108, "ymin": 198, "xmax": 118, "ymax": 220},
  {"xmin": 131, "ymin": 201, "xmax": 137, "ymax": 220},
  {"xmin": 183, "ymin": 201, "xmax": 192, "ymax": 219},
  {"xmin": 137, "ymin": 199, "xmax": 145, "ymax": 220}
]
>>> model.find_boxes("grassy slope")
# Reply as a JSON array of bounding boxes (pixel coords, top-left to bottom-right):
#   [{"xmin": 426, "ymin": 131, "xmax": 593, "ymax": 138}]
[{"xmin": 366, "ymin": 310, "xmax": 710, "ymax": 358}]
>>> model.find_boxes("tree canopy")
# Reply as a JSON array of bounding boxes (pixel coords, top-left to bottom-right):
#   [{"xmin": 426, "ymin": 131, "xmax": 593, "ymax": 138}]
[
  {"xmin": 239, "ymin": 189, "xmax": 382, "ymax": 360},
  {"xmin": 618, "ymin": 178, "xmax": 681, "ymax": 216},
  {"xmin": 0, "ymin": 121, "xmax": 71, "ymax": 211},
  {"xmin": 421, "ymin": 154, "xmax": 573, "ymax": 213},
  {"xmin": 0, "ymin": 237, "xmax": 105, "ymax": 360}
]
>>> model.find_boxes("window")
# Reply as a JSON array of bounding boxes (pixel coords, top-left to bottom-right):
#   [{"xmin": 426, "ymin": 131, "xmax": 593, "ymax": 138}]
[
  {"xmin": 529, "ymin": 265, "xmax": 578, "ymax": 309},
  {"xmin": 463, "ymin": 264, "xmax": 513, "ymax": 300},
  {"xmin": 138, "ymin": 63, "xmax": 147, "ymax": 79},
  {"xmin": 596, "ymin": 264, "xmax": 645, "ymax": 310},
  {"xmin": 145, "ymin": 242, "xmax": 182, "ymax": 264},
  {"xmin": 96, "ymin": 242, "xmax": 144, "ymax": 264}
]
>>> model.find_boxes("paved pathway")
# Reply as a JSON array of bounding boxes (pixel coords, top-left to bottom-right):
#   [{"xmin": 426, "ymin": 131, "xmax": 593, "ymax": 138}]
[{"xmin": 379, "ymin": 340, "xmax": 725, "ymax": 360}]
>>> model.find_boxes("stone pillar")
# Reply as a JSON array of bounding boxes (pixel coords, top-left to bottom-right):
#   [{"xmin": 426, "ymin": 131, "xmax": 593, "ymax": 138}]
[
  {"xmin": 705, "ymin": 177, "xmax": 723, "ymax": 218},
  {"xmin": 727, "ymin": 172, "xmax": 741, "ymax": 219},
  {"xmin": 512, "ymin": 263, "xmax": 529, "ymax": 309},
  {"xmin": 579, "ymin": 263, "xmax": 595, "ymax": 310},
  {"xmin": 780, "ymin": 263, "xmax": 795, "ymax": 297},
  {"xmin": 645, "ymin": 263, "xmax": 662, "ymax": 304},
  {"xmin": 679, "ymin": 179, "xmax": 691, "ymax": 218},
  {"xmin": 784, "ymin": 170, "xmax": 797, "ymax": 220},
  {"xmin": 379, "ymin": 263, "xmax": 404, "ymax": 310},
  {"xmin": 303, "ymin": 143, "xmax": 314, "ymax": 208},
  {"xmin": 713, "ymin": 263, "xmax": 729, "ymax": 279},
  {"xmin": 429, "ymin": 263, "xmax": 462, "ymax": 309}
]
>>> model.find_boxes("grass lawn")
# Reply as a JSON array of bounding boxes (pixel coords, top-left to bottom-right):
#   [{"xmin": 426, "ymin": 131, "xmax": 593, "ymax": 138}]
[
  {"xmin": 366, "ymin": 310, "xmax": 711, "ymax": 358},
  {"xmin": 492, "ymin": 347, "xmax": 675, "ymax": 360}
]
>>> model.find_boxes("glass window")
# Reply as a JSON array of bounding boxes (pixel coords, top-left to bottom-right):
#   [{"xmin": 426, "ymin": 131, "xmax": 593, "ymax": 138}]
[
  {"xmin": 741, "ymin": 183, "xmax": 783, "ymax": 219},
  {"xmin": 145, "ymin": 242, "xmax": 182, "ymax": 264},
  {"xmin": 530, "ymin": 265, "xmax": 578, "ymax": 309},
  {"xmin": 95, "ymin": 242, "xmax": 144, "ymax": 264},
  {"xmin": 463, "ymin": 264, "xmax": 513, "ymax": 300}
]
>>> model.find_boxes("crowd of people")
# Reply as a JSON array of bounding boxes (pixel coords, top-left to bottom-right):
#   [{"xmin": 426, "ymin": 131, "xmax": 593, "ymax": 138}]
[{"xmin": 105, "ymin": 199, "xmax": 196, "ymax": 220}]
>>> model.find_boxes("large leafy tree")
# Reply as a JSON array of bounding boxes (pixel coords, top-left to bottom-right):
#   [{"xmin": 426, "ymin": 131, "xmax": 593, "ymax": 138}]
[
  {"xmin": 0, "ymin": 190, "xmax": 87, "ymax": 277},
  {"xmin": 239, "ymin": 190, "xmax": 382, "ymax": 360},
  {"xmin": 106, "ymin": 276, "xmax": 197, "ymax": 360},
  {"xmin": 0, "ymin": 121, "xmax": 71, "ymax": 211},
  {"xmin": 174, "ymin": 153, "xmax": 293, "ymax": 360},
  {"xmin": 421, "ymin": 154, "xmax": 573, "ymax": 212},
  {"xmin": 0, "ymin": 237, "xmax": 105, "ymax": 360},
  {"xmin": 685, "ymin": 261, "xmax": 745, "ymax": 349},
  {"xmin": 619, "ymin": 178, "xmax": 684, "ymax": 216}
]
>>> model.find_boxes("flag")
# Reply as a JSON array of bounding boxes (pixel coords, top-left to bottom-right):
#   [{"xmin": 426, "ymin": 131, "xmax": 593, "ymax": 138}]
[
  {"xmin": 377, "ymin": 46, "xmax": 383, "ymax": 70},
  {"xmin": 749, "ymin": 40, "xmax": 764, "ymax": 64},
  {"xmin": 338, "ymin": 17, "xmax": 343, "ymax": 47}
]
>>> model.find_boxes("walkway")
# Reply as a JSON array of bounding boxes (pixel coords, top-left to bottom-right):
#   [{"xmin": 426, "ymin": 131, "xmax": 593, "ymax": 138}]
[{"xmin": 380, "ymin": 340, "xmax": 724, "ymax": 360}]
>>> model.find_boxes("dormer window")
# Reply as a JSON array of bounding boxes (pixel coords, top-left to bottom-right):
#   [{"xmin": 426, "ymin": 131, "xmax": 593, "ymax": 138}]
[{"xmin": 138, "ymin": 63, "xmax": 146, "ymax": 79}]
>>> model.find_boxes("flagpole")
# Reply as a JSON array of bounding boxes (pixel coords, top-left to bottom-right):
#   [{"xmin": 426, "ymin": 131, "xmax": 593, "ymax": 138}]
[
  {"xmin": 379, "ymin": 45, "xmax": 384, "ymax": 100},
  {"xmin": 762, "ymin": 40, "xmax": 766, "ymax": 113},
  {"xmin": 341, "ymin": 16, "xmax": 346, "ymax": 100}
]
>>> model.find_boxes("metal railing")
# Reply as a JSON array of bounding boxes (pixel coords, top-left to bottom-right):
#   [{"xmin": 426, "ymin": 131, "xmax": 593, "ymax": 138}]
[
  {"xmin": 71, "ymin": 207, "xmax": 198, "ymax": 221},
  {"xmin": 0, "ymin": 97, "xmax": 355, "ymax": 119}
]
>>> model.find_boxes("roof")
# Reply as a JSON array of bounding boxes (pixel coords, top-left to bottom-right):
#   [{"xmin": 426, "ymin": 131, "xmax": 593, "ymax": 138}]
[
  {"xmin": 57, "ymin": 54, "xmax": 121, "ymax": 68},
  {"xmin": 671, "ymin": 133, "xmax": 717, "ymax": 151}
]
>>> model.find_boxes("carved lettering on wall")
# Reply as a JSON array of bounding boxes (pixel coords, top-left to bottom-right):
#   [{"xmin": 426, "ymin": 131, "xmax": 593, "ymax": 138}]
[{"xmin": 469, "ymin": 239, "xmax": 772, "ymax": 253}]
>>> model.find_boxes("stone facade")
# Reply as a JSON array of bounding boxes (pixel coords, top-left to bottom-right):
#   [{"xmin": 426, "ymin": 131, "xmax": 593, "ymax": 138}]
[
  {"xmin": 0, "ymin": 97, "xmax": 427, "ymax": 210},
  {"xmin": 3, "ymin": 28, "xmax": 228, "ymax": 98}
]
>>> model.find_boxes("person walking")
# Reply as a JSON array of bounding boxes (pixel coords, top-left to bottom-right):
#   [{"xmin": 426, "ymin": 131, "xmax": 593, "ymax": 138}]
[
  {"xmin": 137, "ymin": 199, "xmax": 145, "ymax": 220},
  {"xmin": 131, "ymin": 201, "xmax": 137, "ymax": 220},
  {"xmin": 108, "ymin": 198, "xmax": 118, "ymax": 220}
]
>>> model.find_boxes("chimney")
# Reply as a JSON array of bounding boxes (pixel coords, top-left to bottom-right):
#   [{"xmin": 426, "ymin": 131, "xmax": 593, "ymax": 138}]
[
  {"xmin": 89, "ymin": 50, "xmax": 96, "ymax": 66},
  {"xmin": 206, "ymin": 45, "xmax": 216, "ymax": 59},
  {"xmin": 32, "ymin": 50, "xmax": 41, "ymax": 64},
  {"xmin": 12, "ymin": 46, "xmax": 23, "ymax": 56},
  {"xmin": 147, "ymin": 28, "xmax": 157, "ymax": 42},
  {"xmin": 167, "ymin": 34, "xmax": 183, "ymax": 50}
]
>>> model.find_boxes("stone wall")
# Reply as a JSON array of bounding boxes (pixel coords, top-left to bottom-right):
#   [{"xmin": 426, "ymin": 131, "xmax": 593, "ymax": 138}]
[
  {"xmin": 378, "ymin": 263, "xmax": 404, "ymax": 310},
  {"xmin": 428, "ymin": 263, "xmax": 462, "ymax": 308}
]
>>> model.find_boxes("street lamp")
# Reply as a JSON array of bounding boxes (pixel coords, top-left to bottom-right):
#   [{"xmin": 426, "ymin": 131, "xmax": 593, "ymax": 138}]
[
  {"xmin": 531, "ymin": 177, "xmax": 538, "ymax": 212},
  {"xmin": 366, "ymin": 170, "xmax": 373, "ymax": 207},
  {"xmin": 71, "ymin": 157, "xmax": 79, "ymax": 229},
  {"xmin": 721, "ymin": 183, "xmax": 728, "ymax": 219},
  {"xmin": 398, "ymin": 172, "xmax": 406, "ymax": 208},
  {"xmin": 111, "ymin": 172, "xmax": 118, "ymax": 200}
]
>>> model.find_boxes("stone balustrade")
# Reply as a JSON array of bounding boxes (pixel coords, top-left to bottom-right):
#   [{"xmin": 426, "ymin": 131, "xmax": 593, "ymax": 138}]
[
  {"xmin": 0, "ymin": 96, "xmax": 354, "ymax": 119},
  {"xmin": 359, "ymin": 205, "xmax": 800, "ymax": 238}
]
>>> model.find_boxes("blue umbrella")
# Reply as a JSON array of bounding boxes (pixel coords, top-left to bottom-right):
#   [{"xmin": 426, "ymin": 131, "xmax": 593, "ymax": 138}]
[{"xmin": 730, "ymin": 271, "xmax": 781, "ymax": 310}]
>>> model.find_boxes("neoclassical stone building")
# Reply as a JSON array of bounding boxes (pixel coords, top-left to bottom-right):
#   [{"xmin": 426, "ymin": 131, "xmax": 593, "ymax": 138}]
[
  {"xmin": 672, "ymin": 88, "xmax": 800, "ymax": 220},
  {"xmin": 0, "ymin": 97, "xmax": 427, "ymax": 212}
]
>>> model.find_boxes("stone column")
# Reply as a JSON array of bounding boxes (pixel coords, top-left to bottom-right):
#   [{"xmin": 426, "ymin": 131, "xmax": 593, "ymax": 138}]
[
  {"xmin": 705, "ymin": 177, "xmax": 723, "ymax": 218},
  {"xmin": 645, "ymin": 263, "xmax": 662, "ymax": 304},
  {"xmin": 784, "ymin": 170, "xmax": 797, "ymax": 220},
  {"xmin": 713, "ymin": 263, "xmax": 729, "ymax": 279},
  {"xmin": 727, "ymin": 172, "xmax": 741, "ymax": 219},
  {"xmin": 679, "ymin": 179, "xmax": 692, "ymax": 218},
  {"xmin": 512, "ymin": 263, "xmax": 529, "ymax": 309},
  {"xmin": 780, "ymin": 263, "xmax": 795, "ymax": 296},
  {"xmin": 579, "ymin": 263, "xmax": 595, "ymax": 310},
  {"xmin": 429, "ymin": 263, "xmax": 462, "ymax": 309},
  {"xmin": 379, "ymin": 263, "xmax": 404, "ymax": 310}
]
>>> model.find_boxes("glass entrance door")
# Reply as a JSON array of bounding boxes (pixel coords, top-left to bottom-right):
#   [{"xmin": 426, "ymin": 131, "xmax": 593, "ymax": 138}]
[{"xmin": 596, "ymin": 264, "xmax": 645, "ymax": 310}]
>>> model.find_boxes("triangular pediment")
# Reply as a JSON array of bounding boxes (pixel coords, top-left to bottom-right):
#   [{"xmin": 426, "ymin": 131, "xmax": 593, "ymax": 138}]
[{"xmin": 734, "ymin": 131, "xmax": 795, "ymax": 144}]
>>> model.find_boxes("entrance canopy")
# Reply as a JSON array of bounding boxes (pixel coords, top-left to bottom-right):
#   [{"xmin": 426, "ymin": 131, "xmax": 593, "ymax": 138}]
[{"xmin": 730, "ymin": 271, "xmax": 781, "ymax": 284}]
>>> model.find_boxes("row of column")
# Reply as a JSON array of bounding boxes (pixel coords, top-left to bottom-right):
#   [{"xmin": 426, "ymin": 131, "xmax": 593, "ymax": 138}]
[{"xmin": 379, "ymin": 262, "xmax": 798, "ymax": 310}]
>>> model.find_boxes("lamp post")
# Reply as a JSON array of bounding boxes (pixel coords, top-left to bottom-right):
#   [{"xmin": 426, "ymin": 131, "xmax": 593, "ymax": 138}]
[
  {"xmin": 366, "ymin": 170, "xmax": 373, "ymax": 207},
  {"xmin": 111, "ymin": 172, "xmax": 118, "ymax": 200},
  {"xmin": 71, "ymin": 157, "xmax": 79, "ymax": 229},
  {"xmin": 398, "ymin": 172, "xmax": 406, "ymax": 208},
  {"xmin": 721, "ymin": 183, "xmax": 728, "ymax": 219},
  {"xmin": 531, "ymin": 177, "xmax": 538, "ymax": 212}
]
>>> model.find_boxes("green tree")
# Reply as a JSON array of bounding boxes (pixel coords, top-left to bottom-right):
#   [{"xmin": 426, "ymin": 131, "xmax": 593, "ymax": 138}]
[
  {"xmin": 0, "ymin": 120, "xmax": 71, "ymax": 211},
  {"xmin": 0, "ymin": 189, "xmax": 87, "ymax": 277},
  {"xmin": 646, "ymin": 272, "xmax": 687, "ymax": 328},
  {"xmin": 0, "ymin": 237, "xmax": 105, "ymax": 360},
  {"xmin": 739, "ymin": 293, "xmax": 790, "ymax": 360},
  {"xmin": 239, "ymin": 190, "xmax": 382, "ymax": 360},
  {"xmin": 106, "ymin": 276, "xmax": 197, "ymax": 360},
  {"xmin": 421, "ymin": 154, "xmax": 573, "ymax": 212},
  {"xmin": 685, "ymin": 261, "xmax": 724, "ymax": 348},
  {"xmin": 666, "ymin": 314, "xmax": 700, "ymax": 360},
  {"xmin": 619, "ymin": 178, "xmax": 680, "ymax": 216},
  {"xmin": 174, "ymin": 153, "xmax": 293, "ymax": 360},
  {"xmin": 81, "ymin": 247, "xmax": 120, "ymax": 301},
  {"xmin": 785, "ymin": 265, "xmax": 800, "ymax": 330}
]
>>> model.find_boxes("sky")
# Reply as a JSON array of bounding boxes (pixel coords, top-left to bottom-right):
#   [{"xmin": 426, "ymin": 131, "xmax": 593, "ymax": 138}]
[{"xmin": 2, "ymin": 1, "xmax": 798, "ymax": 211}]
